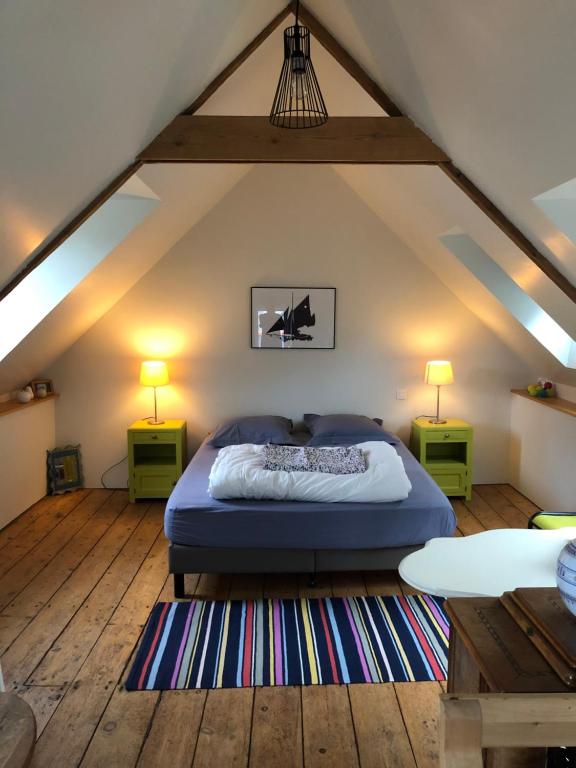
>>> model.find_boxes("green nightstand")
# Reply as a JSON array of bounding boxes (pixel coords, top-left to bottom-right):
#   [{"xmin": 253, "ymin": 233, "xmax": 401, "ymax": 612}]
[
  {"xmin": 409, "ymin": 417, "xmax": 473, "ymax": 500},
  {"xmin": 128, "ymin": 419, "xmax": 186, "ymax": 503}
]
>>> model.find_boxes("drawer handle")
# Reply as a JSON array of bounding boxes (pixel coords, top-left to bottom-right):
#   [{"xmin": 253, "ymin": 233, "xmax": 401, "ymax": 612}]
[
  {"xmin": 151, "ymin": 435, "xmax": 158, "ymax": 440},
  {"xmin": 444, "ymin": 433, "xmax": 450, "ymax": 439}
]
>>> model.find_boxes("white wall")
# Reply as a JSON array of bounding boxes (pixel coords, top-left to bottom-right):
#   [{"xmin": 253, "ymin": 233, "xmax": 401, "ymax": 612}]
[
  {"xmin": 0, "ymin": 399, "xmax": 56, "ymax": 529},
  {"xmin": 510, "ymin": 394, "xmax": 576, "ymax": 512},
  {"xmin": 47, "ymin": 166, "xmax": 533, "ymax": 487}
]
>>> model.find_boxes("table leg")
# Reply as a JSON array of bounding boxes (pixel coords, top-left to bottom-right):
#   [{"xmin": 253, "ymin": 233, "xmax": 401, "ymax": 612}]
[
  {"xmin": 448, "ymin": 630, "xmax": 547, "ymax": 768},
  {"xmin": 448, "ymin": 628, "xmax": 481, "ymax": 693}
]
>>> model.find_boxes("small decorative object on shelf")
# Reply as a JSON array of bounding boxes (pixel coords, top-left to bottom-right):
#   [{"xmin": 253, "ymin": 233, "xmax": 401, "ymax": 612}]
[
  {"xmin": 527, "ymin": 377, "xmax": 556, "ymax": 398},
  {"xmin": 47, "ymin": 445, "xmax": 83, "ymax": 495},
  {"xmin": 557, "ymin": 539, "xmax": 576, "ymax": 617},
  {"xmin": 16, "ymin": 386, "xmax": 34, "ymax": 403},
  {"xmin": 28, "ymin": 378, "xmax": 54, "ymax": 398}
]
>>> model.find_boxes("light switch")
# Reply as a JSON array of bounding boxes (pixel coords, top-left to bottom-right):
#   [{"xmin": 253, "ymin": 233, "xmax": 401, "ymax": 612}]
[{"xmin": 396, "ymin": 388, "xmax": 407, "ymax": 400}]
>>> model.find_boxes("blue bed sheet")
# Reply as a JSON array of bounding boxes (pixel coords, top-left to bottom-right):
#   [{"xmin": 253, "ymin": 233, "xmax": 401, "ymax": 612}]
[{"xmin": 164, "ymin": 436, "xmax": 456, "ymax": 550}]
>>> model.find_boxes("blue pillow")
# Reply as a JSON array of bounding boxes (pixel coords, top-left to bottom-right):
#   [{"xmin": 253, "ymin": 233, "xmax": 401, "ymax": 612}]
[
  {"xmin": 304, "ymin": 413, "xmax": 398, "ymax": 446},
  {"xmin": 208, "ymin": 416, "xmax": 297, "ymax": 448}
]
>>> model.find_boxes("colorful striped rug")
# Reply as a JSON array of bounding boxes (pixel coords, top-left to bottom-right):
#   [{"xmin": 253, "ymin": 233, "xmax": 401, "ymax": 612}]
[{"xmin": 125, "ymin": 594, "xmax": 449, "ymax": 690}]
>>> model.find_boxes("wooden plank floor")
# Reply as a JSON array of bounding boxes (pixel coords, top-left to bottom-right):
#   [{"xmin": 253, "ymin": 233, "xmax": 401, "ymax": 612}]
[{"xmin": 0, "ymin": 485, "xmax": 539, "ymax": 768}]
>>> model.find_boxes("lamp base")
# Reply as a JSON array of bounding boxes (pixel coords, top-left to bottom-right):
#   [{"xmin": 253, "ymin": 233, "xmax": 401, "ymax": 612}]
[
  {"xmin": 146, "ymin": 418, "xmax": 165, "ymax": 425},
  {"xmin": 428, "ymin": 418, "xmax": 447, "ymax": 424}
]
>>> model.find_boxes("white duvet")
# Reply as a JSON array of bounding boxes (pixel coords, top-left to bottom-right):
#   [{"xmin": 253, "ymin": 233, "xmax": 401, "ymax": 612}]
[{"xmin": 208, "ymin": 441, "xmax": 412, "ymax": 503}]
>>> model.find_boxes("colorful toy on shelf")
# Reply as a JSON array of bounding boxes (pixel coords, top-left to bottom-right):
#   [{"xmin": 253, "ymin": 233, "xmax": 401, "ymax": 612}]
[{"xmin": 527, "ymin": 378, "xmax": 556, "ymax": 398}]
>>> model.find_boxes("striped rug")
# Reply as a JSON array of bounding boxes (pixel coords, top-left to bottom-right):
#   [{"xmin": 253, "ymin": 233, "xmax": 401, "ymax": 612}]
[{"xmin": 125, "ymin": 594, "xmax": 449, "ymax": 690}]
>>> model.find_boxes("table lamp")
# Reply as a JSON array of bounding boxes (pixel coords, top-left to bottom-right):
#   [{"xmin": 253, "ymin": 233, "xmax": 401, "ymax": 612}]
[
  {"xmin": 424, "ymin": 360, "xmax": 454, "ymax": 424},
  {"xmin": 140, "ymin": 361, "xmax": 169, "ymax": 425}
]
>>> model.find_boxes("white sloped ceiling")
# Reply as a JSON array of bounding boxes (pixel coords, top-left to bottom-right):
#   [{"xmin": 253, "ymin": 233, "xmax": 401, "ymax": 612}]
[
  {"xmin": 1, "ymin": 1, "xmax": 575, "ymax": 390},
  {"xmin": 306, "ymin": 0, "xmax": 576, "ymax": 286},
  {"xmin": 0, "ymin": 0, "xmax": 286, "ymax": 288},
  {"xmin": 0, "ymin": 165, "xmax": 251, "ymax": 391}
]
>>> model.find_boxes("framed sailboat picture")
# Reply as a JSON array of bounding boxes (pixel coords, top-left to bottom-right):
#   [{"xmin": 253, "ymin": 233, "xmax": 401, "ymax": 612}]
[{"xmin": 251, "ymin": 287, "xmax": 336, "ymax": 349}]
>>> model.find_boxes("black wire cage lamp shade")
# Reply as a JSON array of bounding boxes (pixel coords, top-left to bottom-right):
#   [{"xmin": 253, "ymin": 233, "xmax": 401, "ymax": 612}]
[{"xmin": 269, "ymin": 2, "xmax": 328, "ymax": 129}]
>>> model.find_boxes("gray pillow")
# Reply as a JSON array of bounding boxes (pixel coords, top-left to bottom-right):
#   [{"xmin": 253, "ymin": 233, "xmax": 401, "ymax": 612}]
[
  {"xmin": 208, "ymin": 415, "xmax": 296, "ymax": 448},
  {"xmin": 304, "ymin": 413, "xmax": 398, "ymax": 447},
  {"xmin": 263, "ymin": 444, "xmax": 367, "ymax": 475}
]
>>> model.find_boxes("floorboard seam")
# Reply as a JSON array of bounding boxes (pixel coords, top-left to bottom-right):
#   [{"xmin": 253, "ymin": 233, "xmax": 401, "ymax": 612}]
[
  {"xmin": 133, "ymin": 686, "xmax": 163, "ymax": 767},
  {"xmin": 347, "ymin": 684, "xmax": 363, "ymax": 768},
  {"xmin": 0, "ymin": 497, "xmax": 131, "ymax": 658},
  {"xmin": 393, "ymin": 682, "xmax": 420, "ymax": 767},
  {"xmin": 0, "ymin": 489, "xmax": 120, "ymax": 613},
  {"xmin": 0, "ymin": 488, "xmax": 93, "ymax": 556},
  {"xmin": 22, "ymin": 502, "xmax": 157, "ymax": 687}
]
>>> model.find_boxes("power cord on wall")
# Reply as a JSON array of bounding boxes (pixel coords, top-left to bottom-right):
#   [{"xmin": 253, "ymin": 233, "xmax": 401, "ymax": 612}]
[
  {"xmin": 101, "ymin": 456, "xmax": 128, "ymax": 489},
  {"xmin": 100, "ymin": 415, "xmax": 153, "ymax": 489}
]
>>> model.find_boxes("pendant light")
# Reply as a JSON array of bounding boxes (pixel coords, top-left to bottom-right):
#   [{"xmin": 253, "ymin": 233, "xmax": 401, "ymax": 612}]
[{"xmin": 269, "ymin": 0, "xmax": 328, "ymax": 129}]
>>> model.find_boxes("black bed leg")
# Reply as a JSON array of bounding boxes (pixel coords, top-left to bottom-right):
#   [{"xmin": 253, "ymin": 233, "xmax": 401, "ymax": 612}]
[
  {"xmin": 174, "ymin": 573, "xmax": 185, "ymax": 599},
  {"xmin": 307, "ymin": 573, "xmax": 317, "ymax": 588}
]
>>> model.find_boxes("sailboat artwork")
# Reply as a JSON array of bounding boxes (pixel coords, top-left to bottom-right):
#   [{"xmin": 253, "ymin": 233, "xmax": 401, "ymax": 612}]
[
  {"xmin": 266, "ymin": 293, "xmax": 315, "ymax": 341},
  {"xmin": 251, "ymin": 287, "xmax": 336, "ymax": 349}
]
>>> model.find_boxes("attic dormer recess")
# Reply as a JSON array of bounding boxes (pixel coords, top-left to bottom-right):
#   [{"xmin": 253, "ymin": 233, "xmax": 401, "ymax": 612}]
[{"xmin": 269, "ymin": 0, "xmax": 328, "ymax": 129}]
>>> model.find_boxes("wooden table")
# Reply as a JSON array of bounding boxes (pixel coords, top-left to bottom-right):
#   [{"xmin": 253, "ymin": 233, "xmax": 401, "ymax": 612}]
[{"xmin": 446, "ymin": 596, "xmax": 573, "ymax": 767}]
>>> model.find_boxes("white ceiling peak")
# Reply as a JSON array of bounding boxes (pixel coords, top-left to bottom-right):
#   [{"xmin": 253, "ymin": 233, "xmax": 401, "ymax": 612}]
[{"xmin": 2, "ymin": 1, "xmax": 576, "ymax": 388}]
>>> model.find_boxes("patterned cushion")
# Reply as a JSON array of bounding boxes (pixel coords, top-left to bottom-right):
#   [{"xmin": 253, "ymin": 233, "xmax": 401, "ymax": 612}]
[{"xmin": 263, "ymin": 444, "xmax": 367, "ymax": 475}]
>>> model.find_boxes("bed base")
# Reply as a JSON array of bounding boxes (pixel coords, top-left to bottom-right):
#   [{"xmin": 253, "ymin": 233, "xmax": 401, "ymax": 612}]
[{"xmin": 169, "ymin": 543, "xmax": 422, "ymax": 598}]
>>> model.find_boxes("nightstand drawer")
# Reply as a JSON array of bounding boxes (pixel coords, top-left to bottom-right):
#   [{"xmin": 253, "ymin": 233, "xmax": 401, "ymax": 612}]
[
  {"xmin": 425, "ymin": 429, "xmax": 470, "ymax": 442},
  {"xmin": 130, "ymin": 431, "xmax": 179, "ymax": 444},
  {"xmin": 134, "ymin": 467, "xmax": 178, "ymax": 498},
  {"xmin": 428, "ymin": 467, "xmax": 467, "ymax": 496}
]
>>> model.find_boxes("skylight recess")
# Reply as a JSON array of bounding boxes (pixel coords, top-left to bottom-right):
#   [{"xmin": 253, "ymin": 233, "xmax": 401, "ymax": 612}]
[
  {"xmin": 0, "ymin": 180, "xmax": 159, "ymax": 362},
  {"xmin": 440, "ymin": 230, "xmax": 576, "ymax": 368},
  {"xmin": 534, "ymin": 177, "xmax": 576, "ymax": 247}
]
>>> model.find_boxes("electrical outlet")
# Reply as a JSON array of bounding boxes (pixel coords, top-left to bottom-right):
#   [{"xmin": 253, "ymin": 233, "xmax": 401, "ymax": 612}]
[{"xmin": 396, "ymin": 388, "xmax": 407, "ymax": 400}]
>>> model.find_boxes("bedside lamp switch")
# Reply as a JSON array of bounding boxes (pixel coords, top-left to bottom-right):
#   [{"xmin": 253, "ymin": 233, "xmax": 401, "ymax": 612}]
[{"xmin": 396, "ymin": 388, "xmax": 407, "ymax": 400}]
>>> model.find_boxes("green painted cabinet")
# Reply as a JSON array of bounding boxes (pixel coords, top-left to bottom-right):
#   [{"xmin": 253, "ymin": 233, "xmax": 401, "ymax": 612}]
[
  {"xmin": 128, "ymin": 419, "xmax": 186, "ymax": 503},
  {"xmin": 409, "ymin": 417, "xmax": 472, "ymax": 500}
]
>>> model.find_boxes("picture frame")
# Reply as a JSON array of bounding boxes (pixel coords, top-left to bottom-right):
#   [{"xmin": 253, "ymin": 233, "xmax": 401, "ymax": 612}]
[
  {"xmin": 47, "ymin": 445, "xmax": 84, "ymax": 495},
  {"xmin": 251, "ymin": 287, "xmax": 336, "ymax": 349},
  {"xmin": 28, "ymin": 378, "xmax": 54, "ymax": 398}
]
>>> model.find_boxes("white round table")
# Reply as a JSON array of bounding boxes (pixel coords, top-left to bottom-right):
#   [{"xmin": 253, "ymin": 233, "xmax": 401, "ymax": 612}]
[{"xmin": 399, "ymin": 528, "xmax": 576, "ymax": 598}]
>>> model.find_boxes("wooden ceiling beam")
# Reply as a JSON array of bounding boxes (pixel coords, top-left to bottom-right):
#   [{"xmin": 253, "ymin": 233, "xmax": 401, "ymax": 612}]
[{"xmin": 139, "ymin": 115, "xmax": 448, "ymax": 164}]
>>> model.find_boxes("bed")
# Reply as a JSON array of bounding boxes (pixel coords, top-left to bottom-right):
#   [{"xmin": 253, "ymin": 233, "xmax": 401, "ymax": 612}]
[{"xmin": 165, "ymin": 432, "xmax": 456, "ymax": 597}]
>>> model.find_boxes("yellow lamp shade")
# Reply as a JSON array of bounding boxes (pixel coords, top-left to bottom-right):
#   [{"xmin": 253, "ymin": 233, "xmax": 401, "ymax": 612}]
[
  {"xmin": 424, "ymin": 360, "xmax": 454, "ymax": 386},
  {"xmin": 140, "ymin": 360, "xmax": 169, "ymax": 388}
]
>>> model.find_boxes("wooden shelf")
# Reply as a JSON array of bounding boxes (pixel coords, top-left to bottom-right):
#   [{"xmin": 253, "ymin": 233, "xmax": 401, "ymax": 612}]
[
  {"xmin": 511, "ymin": 389, "xmax": 576, "ymax": 418},
  {"xmin": 0, "ymin": 393, "xmax": 59, "ymax": 418}
]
